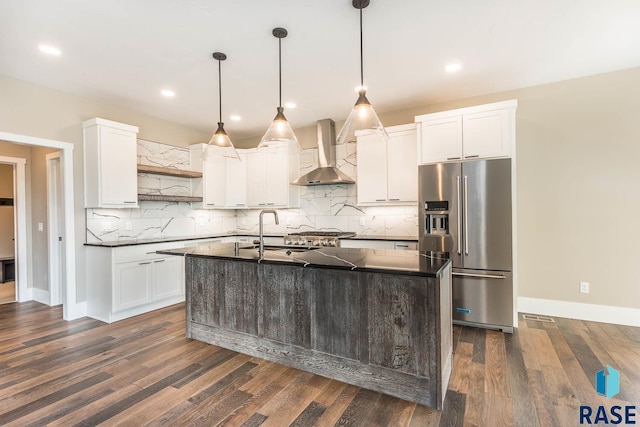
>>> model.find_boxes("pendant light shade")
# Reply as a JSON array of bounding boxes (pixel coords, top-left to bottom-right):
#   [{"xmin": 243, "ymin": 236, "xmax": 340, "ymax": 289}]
[
  {"xmin": 336, "ymin": 0, "xmax": 388, "ymax": 145},
  {"xmin": 258, "ymin": 28, "xmax": 299, "ymax": 150},
  {"xmin": 203, "ymin": 52, "xmax": 240, "ymax": 161}
]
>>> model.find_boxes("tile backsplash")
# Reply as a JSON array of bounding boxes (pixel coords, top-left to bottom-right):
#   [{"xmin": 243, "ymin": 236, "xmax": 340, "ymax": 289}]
[{"xmin": 85, "ymin": 139, "xmax": 418, "ymax": 243}]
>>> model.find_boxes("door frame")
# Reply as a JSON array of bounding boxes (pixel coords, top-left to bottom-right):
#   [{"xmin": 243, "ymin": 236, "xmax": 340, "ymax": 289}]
[
  {"xmin": 46, "ymin": 152, "xmax": 64, "ymax": 306},
  {"xmin": 0, "ymin": 157, "xmax": 25, "ymax": 302},
  {"xmin": 0, "ymin": 132, "xmax": 79, "ymax": 320}
]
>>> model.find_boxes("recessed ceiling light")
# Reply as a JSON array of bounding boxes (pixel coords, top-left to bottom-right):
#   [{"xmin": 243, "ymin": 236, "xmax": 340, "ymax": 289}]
[
  {"xmin": 230, "ymin": 115, "xmax": 241, "ymax": 121},
  {"xmin": 445, "ymin": 63, "xmax": 462, "ymax": 73},
  {"xmin": 38, "ymin": 44, "xmax": 61, "ymax": 56},
  {"xmin": 284, "ymin": 102, "xmax": 296, "ymax": 109},
  {"xmin": 161, "ymin": 89, "xmax": 175, "ymax": 97}
]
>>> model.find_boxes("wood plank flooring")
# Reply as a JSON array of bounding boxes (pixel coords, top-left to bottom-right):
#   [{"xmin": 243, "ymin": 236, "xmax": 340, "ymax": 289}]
[
  {"xmin": 0, "ymin": 282, "xmax": 14, "ymax": 305},
  {"xmin": 0, "ymin": 302, "xmax": 638, "ymax": 426}
]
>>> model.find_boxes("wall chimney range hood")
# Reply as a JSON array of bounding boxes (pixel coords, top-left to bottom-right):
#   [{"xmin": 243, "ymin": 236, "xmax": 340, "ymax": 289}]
[{"xmin": 291, "ymin": 119, "xmax": 355, "ymax": 186}]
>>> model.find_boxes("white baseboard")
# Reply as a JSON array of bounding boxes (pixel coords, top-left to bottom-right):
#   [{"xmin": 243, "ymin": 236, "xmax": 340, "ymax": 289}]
[
  {"xmin": 31, "ymin": 287, "xmax": 51, "ymax": 305},
  {"xmin": 64, "ymin": 301, "xmax": 87, "ymax": 321},
  {"xmin": 518, "ymin": 297, "xmax": 640, "ymax": 327}
]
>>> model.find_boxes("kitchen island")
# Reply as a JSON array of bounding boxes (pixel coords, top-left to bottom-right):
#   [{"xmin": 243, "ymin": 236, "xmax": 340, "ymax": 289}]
[{"xmin": 158, "ymin": 243, "xmax": 452, "ymax": 409}]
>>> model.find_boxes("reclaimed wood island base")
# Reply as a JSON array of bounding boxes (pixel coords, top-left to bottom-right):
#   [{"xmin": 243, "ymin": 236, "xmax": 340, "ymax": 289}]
[{"xmin": 161, "ymin": 244, "xmax": 452, "ymax": 409}]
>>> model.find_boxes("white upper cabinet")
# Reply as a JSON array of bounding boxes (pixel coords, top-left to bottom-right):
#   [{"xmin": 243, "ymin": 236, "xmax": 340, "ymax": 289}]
[
  {"xmin": 418, "ymin": 116, "xmax": 463, "ymax": 163},
  {"xmin": 192, "ymin": 142, "xmax": 299, "ymax": 209},
  {"xmin": 225, "ymin": 152, "xmax": 247, "ymax": 208},
  {"xmin": 190, "ymin": 145, "xmax": 248, "ymax": 209},
  {"xmin": 356, "ymin": 123, "xmax": 418, "ymax": 205},
  {"xmin": 462, "ymin": 108, "xmax": 512, "ymax": 159},
  {"xmin": 203, "ymin": 152, "xmax": 226, "ymax": 208},
  {"xmin": 83, "ymin": 118, "xmax": 139, "ymax": 208},
  {"xmin": 415, "ymin": 99, "xmax": 517, "ymax": 164},
  {"xmin": 246, "ymin": 143, "xmax": 300, "ymax": 208}
]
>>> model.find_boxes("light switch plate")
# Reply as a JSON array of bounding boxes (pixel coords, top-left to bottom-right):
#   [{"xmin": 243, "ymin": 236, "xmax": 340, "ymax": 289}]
[
  {"xmin": 580, "ymin": 281, "xmax": 590, "ymax": 294},
  {"xmin": 37, "ymin": 222, "xmax": 43, "ymax": 232}
]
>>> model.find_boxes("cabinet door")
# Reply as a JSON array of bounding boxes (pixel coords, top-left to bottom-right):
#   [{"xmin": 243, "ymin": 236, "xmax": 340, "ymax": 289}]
[
  {"xmin": 113, "ymin": 261, "xmax": 152, "ymax": 312},
  {"xmin": 225, "ymin": 153, "xmax": 247, "ymax": 208},
  {"xmin": 203, "ymin": 153, "xmax": 226, "ymax": 208},
  {"xmin": 462, "ymin": 109, "xmax": 511, "ymax": 159},
  {"xmin": 99, "ymin": 126, "xmax": 138, "ymax": 206},
  {"xmin": 419, "ymin": 116, "xmax": 463, "ymax": 164},
  {"xmin": 356, "ymin": 133, "xmax": 388, "ymax": 204},
  {"xmin": 152, "ymin": 257, "xmax": 184, "ymax": 300},
  {"xmin": 265, "ymin": 147, "xmax": 290, "ymax": 207},
  {"xmin": 386, "ymin": 129, "xmax": 418, "ymax": 202},
  {"xmin": 246, "ymin": 151, "xmax": 267, "ymax": 207}
]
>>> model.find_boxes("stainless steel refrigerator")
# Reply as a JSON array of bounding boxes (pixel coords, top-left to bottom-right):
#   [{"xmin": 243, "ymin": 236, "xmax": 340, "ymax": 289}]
[{"xmin": 418, "ymin": 158, "xmax": 513, "ymax": 332}]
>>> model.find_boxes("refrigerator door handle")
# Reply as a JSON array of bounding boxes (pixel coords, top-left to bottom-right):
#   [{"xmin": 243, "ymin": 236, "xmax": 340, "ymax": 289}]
[
  {"xmin": 464, "ymin": 175, "xmax": 469, "ymax": 255},
  {"xmin": 453, "ymin": 272, "xmax": 507, "ymax": 280},
  {"xmin": 456, "ymin": 176, "xmax": 462, "ymax": 255}
]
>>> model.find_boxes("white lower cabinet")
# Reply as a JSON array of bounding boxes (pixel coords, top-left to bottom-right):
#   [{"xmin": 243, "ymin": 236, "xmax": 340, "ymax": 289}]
[{"xmin": 87, "ymin": 242, "xmax": 186, "ymax": 323}]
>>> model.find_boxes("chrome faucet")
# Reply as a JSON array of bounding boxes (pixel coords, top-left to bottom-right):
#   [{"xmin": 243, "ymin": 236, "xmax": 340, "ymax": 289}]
[{"xmin": 258, "ymin": 209, "xmax": 279, "ymax": 258}]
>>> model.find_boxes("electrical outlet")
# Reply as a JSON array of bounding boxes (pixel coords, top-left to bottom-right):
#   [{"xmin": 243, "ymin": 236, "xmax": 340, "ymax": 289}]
[
  {"xmin": 37, "ymin": 222, "xmax": 44, "ymax": 232},
  {"xmin": 125, "ymin": 221, "xmax": 133, "ymax": 231},
  {"xmin": 101, "ymin": 221, "xmax": 112, "ymax": 232},
  {"xmin": 580, "ymin": 281, "xmax": 590, "ymax": 294},
  {"xmin": 359, "ymin": 218, "xmax": 366, "ymax": 226}
]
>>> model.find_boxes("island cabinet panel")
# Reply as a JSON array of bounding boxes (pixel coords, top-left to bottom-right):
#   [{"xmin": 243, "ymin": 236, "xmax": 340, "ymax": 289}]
[
  {"xmin": 310, "ymin": 270, "xmax": 364, "ymax": 361},
  {"xmin": 260, "ymin": 264, "xmax": 310, "ymax": 347},
  {"xmin": 184, "ymin": 257, "xmax": 451, "ymax": 409},
  {"xmin": 366, "ymin": 273, "xmax": 435, "ymax": 379}
]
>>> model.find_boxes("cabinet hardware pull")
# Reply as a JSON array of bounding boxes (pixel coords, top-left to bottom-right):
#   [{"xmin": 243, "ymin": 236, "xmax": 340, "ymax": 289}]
[
  {"xmin": 452, "ymin": 272, "xmax": 506, "ymax": 280},
  {"xmin": 267, "ymin": 203, "xmax": 275, "ymax": 205},
  {"xmin": 124, "ymin": 201, "xmax": 136, "ymax": 204},
  {"xmin": 447, "ymin": 157, "xmax": 461, "ymax": 160},
  {"xmin": 139, "ymin": 262, "xmax": 151, "ymax": 265},
  {"xmin": 465, "ymin": 155, "xmax": 479, "ymax": 158},
  {"xmin": 464, "ymin": 176, "xmax": 469, "ymax": 255},
  {"xmin": 236, "ymin": 204, "xmax": 244, "ymax": 206},
  {"xmin": 375, "ymin": 199, "xmax": 386, "ymax": 201},
  {"xmin": 153, "ymin": 259, "xmax": 165, "ymax": 263},
  {"xmin": 456, "ymin": 176, "xmax": 462, "ymax": 255},
  {"xmin": 389, "ymin": 198, "xmax": 400, "ymax": 201},
  {"xmin": 396, "ymin": 244, "xmax": 409, "ymax": 248}
]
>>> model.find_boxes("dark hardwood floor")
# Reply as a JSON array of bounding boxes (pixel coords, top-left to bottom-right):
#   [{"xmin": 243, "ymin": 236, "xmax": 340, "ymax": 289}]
[{"xmin": 0, "ymin": 302, "xmax": 638, "ymax": 426}]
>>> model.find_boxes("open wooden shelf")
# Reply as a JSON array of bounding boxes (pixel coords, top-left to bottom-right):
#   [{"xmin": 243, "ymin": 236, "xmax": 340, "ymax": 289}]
[
  {"xmin": 138, "ymin": 194, "xmax": 203, "ymax": 203},
  {"xmin": 137, "ymin": 164, "xmax": 202, "ymax": 179}
]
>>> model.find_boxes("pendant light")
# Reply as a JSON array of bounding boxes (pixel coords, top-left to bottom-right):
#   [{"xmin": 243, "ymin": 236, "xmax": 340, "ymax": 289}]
[
  {"xmin": 203, "ymin": 52, "xmax": 240, "ymax": 161},
  {"xmin": 258, "ymin": 27, "xmax": 299, "ymax": 150},
  {"xmin": 336, "ymin": 0, "xmax": 388, "ymax": 145}
]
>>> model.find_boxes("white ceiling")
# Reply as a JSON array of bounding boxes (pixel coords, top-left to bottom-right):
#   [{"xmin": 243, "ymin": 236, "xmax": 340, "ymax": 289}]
[{"xmin": 2, "ymin": 0, "xmax": 640, "ymax": 141}]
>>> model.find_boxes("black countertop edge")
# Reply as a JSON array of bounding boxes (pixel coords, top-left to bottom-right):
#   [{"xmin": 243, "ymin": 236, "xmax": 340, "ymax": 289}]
[
  {"xmin": 83, "ymin": 233, "xmax": 287, "ymax": 248},
  {"xmin": 157, "ymin": 244, "xmax": 450, "ymax": 278},
  {"xmin": 342, "ymin": 235, "xmax": 418, "ymax": 242},
  {"xmin": 85, "ymin": 233, "xmax": 418, "ymax": 248}
]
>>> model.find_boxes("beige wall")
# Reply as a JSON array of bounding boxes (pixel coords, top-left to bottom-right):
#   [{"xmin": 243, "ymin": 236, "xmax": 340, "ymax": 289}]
[
  {"xmin": 2, "ymin": 66, "xmax": 640, "ymax": 311},
  {"xmin": 0, "ymin": 75, "xmax": 210, "ymax": 302}
]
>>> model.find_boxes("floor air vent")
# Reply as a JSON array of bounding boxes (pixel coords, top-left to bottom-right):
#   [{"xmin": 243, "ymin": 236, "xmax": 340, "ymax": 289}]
[{"xmin": 522, "ymin": 314, "xmax": 555, "ymax": 323}]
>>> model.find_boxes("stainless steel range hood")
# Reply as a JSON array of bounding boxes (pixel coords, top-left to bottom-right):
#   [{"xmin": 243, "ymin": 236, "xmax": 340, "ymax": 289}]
[{"xmin": 291, "ymin": 119, "xmax": 355, "ymax": 186}]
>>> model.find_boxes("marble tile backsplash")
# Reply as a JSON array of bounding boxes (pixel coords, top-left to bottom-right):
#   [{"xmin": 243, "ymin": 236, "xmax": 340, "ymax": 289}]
[{"xmin": 85, "ymin": 139, "xmax": 418, "ymax": 243}]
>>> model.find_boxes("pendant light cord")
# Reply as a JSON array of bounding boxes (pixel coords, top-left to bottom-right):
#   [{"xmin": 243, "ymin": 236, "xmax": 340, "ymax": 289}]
[
  {"xmin": 278, "ymin": 36, "xmax": 282, "ymax": 108},
  {"xmin": 359, "ymin": 6, "xmax": 364, "ymax": 88},
  {"xmin": 218, "ymin": 59, "xmax": 222, "ymax": 123}
]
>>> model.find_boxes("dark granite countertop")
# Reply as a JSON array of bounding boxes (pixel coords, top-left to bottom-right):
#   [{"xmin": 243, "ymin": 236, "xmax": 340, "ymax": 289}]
[
  {"xmin": 84, "ymin": 233, "xmax": 287, "ymax": 248},
  {"xmin": 344, "ymin": 235, "xmax": 418, "ymax": 241},
  {"xmin": 157, "ymin": 243, "xmax": 449, "ymax": 277}
]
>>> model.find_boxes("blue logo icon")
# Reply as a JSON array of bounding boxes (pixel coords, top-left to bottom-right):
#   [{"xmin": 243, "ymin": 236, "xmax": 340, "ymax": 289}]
[{"xmin": 595, "ymin": 365, "xmax": 620, "ymax": 399}]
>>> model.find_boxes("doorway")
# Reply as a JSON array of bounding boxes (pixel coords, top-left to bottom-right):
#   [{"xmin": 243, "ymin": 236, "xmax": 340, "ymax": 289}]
[
  {"xmin": 0, "ymin": 132, "xmax": 79, "ymax": 320},
  {"xmin": 0, "ymin": 162, "xmax": 15, "ymax": 304}
]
